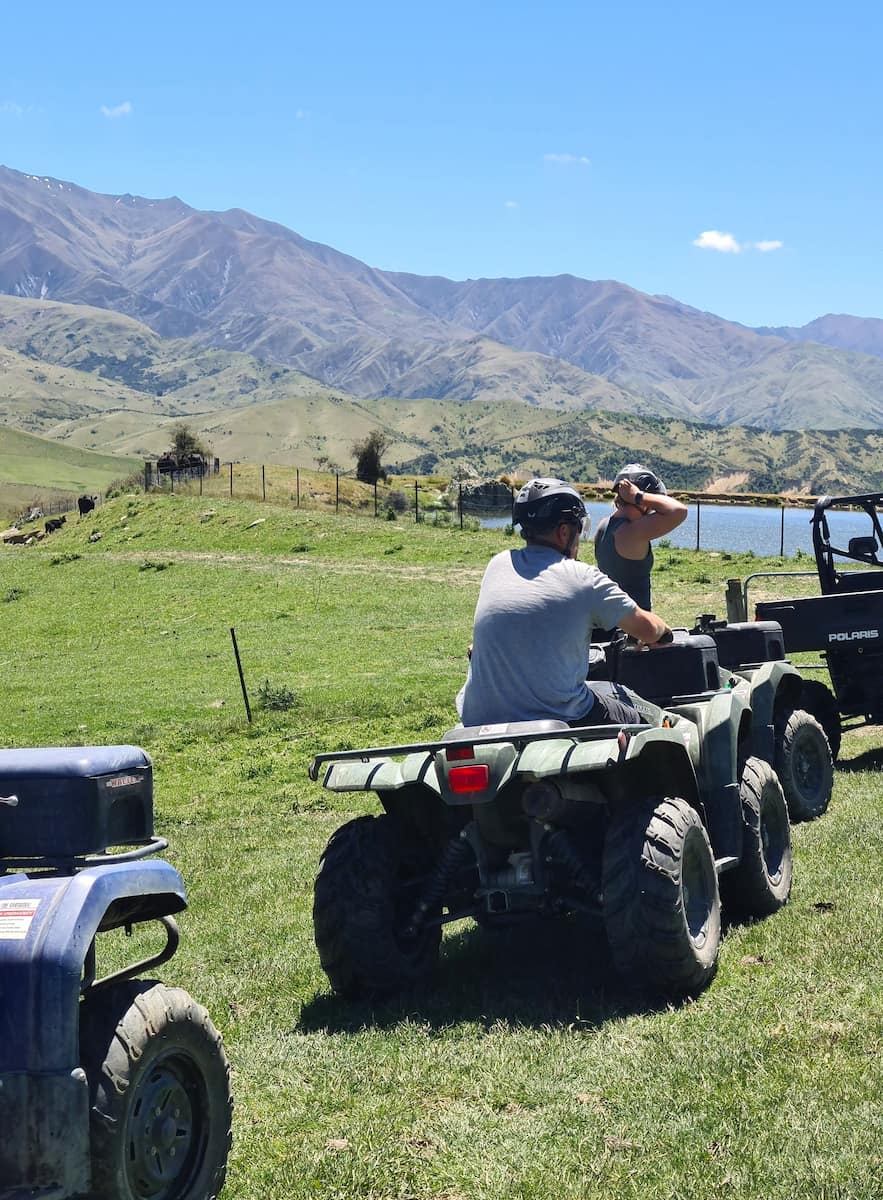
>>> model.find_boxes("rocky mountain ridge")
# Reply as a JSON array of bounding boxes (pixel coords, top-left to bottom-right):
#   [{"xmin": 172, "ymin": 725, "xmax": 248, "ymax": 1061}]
[{"xmin": 2, "ymin": 164, "xmax": 883, "ymax": 430}]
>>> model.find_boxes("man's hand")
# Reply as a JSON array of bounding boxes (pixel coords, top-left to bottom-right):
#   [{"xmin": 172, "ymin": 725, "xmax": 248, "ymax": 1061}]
[
  {"xmin": 615, "ymin": 479, "xmax": 647, "ymax": 511},
  {"xmin": 619, "ymin": 608, "xmax": 671, "ymax": 646}
]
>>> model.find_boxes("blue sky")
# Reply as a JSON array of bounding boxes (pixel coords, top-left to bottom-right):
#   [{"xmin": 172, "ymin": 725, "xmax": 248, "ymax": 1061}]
[{"xmin": 2, "ymin": 0, "xmax": 881, "ymax": 327}]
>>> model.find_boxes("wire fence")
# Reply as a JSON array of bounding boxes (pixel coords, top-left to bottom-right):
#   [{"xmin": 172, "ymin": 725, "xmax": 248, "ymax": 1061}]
[{"xmin": 143, "ymin": 462, "xmax": 513, "ymax": 528}]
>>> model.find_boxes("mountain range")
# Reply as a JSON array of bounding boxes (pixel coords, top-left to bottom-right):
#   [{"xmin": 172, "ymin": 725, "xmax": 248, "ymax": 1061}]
[{"xmin": 3, "ymin": 164, "xmax": 883, "ymax": 435}]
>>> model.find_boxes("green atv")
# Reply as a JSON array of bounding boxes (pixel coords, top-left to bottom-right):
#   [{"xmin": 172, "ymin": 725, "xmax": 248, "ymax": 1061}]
[{"xmin": 309, "ymin": 632, "xmax": 792, "ymax": 1002}]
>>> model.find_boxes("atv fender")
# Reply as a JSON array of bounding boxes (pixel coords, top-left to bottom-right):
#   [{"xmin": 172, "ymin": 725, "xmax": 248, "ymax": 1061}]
[
  {"xmin": 740, "ymin": 661, "xmax": 803, "ymax": 761},
  {"xmin": 0, "ymin": 860, "xmax": 185, "ymax": 1072},
  {"xmin": 0, "ymin": 860, "xmax": 185, "ymax": 1196},
  {"xmin": 669, "ymin": 688, "xmax": 751, "ymax": 863}
]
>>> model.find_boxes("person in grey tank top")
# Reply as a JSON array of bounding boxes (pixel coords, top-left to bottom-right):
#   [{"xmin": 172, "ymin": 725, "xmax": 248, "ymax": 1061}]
[{"xmin": 594, "ymin": 464, "xmax": 688, "ymax": 611}]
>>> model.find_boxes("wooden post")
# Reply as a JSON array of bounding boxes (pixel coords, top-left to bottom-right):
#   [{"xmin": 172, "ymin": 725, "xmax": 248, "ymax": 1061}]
[
  {"xmin": 336, "ymin": 473, "xmax": 340, "ymax": 513},
  {"xmin": 374, "ymin": 479, "xmax": 378, "ymax": 517},
  {"xmin": 695, "ymin": 500, "xmax": 700, "ymax": 551},
  {"xmin": 780, "ymin": 504, "xmax": 785, "ymax": 557},
  {"xmin": 262, "ymin": 464, "xmax": 266, "ymax": 501},
  {"xmin": 296, "ymin": 468, "xmax": 300, "ymax": 508},
  {"xmin": 725, "ymin": 579, "xmax": 747, "ymax": 623},
  {"xmin": 414, "ymin": 479, "xmax": 419, "ymax": 523},
  {"xmin": 229, "ymin": 462, "xmax": 233, "ymax": 497}
]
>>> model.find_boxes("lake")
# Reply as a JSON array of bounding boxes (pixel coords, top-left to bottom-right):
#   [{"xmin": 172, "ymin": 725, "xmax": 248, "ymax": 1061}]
[{"xmin": 480, "ymin": 501, "xmax": 875, "ymax": 558}]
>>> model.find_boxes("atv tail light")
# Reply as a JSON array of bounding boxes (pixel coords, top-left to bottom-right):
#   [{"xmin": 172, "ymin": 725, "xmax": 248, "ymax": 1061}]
[
  {"xmin": 445, "ymin": 746, "xmax": 475, "ymax": 761},
  {"xmin": 447, "ymin": 764, "xmax": 490, "ymax": 793}
]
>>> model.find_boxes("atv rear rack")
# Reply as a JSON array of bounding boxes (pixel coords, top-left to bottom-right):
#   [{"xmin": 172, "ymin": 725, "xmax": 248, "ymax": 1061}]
[{"xmin": 308, "ymin": 723, "xmax": 646, "ymax": 780}]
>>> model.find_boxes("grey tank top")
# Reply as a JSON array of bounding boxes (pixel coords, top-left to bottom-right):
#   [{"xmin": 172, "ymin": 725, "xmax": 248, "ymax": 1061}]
[{"xmin": 594, "ymin": 513, "xmax": 653, "ymax": 609}]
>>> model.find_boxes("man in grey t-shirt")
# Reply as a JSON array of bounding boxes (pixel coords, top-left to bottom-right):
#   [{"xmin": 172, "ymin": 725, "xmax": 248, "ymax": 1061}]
[{"xmin": 457, "ymin": 478, "xmax": 672, "ymax": 727}]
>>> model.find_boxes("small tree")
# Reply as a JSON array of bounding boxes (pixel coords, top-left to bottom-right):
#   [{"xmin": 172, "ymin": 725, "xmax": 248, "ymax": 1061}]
[
  {"xmin": 352, "ymin": 430, "xmax": 390, "ymax": 484},
  {"xmin": 168, "ymin": 422, "xmax": 210, "ymax": 463}
]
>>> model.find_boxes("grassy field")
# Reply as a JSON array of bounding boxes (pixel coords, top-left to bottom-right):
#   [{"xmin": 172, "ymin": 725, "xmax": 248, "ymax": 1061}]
[
  {"xmin": 0, "ymin": 426, "xmax": 139, "ymax": 520},
  {"xmin": 1, "ymin": 495, "xmax": 880, "ymax": 1200}
]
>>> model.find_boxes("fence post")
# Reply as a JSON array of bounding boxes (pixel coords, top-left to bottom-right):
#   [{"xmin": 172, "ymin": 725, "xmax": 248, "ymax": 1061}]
[
  {"xmin": 170, "ymin": 472, "xmax": 174, "ymax": 495},
  {"xmin": 336, "ymin": 473, "xmax": 339, "ymax": 513},
  {"xmin": 374, "ymin": 479, "xmax": 378, "ymax": 517},
  {"xmin": 725, "ymin": 579, "xmax": 747, "ymax": 623},
  {"xmin": 144, "ymin": 462, "xmax": 151, "ymax": 492},
  {"xmin": 199, "ymin": 471, "xmax": 203, "ymax": 496},
  {"xmin": 296, "ymin": 469, "xmax": 300, "ymax": 508},
  {"xmin": 262, "ymin": 464, "xmax": 266, "ymax": 502},
  {"xmin": 780, "ymin": 505, "xmax": 785, "ymax": 557},
  {"xmin": 695, "ymin": 500, "xmax": 701, "ymax": 551},
  {"xmin": 459, "ymin": 482, "xmax": 463, "ymax": 530},
  {"xmin": 229, "ymin": 462, "xmax": 233, "ymax": 497},
  {"xmin": 414, "ymin": 479, "xmax": 419, "ymax": 523}
]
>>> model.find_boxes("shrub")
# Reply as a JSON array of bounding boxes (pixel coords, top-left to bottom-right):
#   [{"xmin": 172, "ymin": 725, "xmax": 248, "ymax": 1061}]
[{"xmin": 256, "ymin": 679, "xmax": 299, "ymax": 712}]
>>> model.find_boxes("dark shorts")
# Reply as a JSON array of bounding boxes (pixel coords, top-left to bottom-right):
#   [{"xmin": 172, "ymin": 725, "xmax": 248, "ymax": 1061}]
[{"xmin": 570, "ymin": 681, "xmax": 647, "ymax": 727}]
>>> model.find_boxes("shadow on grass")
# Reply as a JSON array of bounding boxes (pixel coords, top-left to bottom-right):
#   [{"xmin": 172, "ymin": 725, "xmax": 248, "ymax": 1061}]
[
  {"xmin": 836, "ymin": 744, "xmax": 883, "ymax": 772},
  {"xmin": 298, "ymin": 916, "xmax": 677, "ymax": 1034}
]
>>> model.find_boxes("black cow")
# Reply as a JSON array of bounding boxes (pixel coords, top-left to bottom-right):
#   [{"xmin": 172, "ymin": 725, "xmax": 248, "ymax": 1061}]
[
  {"xmin": 44, "ymin": 515, "xmax": 66, "ymax": 535},
  {"xmin": 77, "ymin": 495, "xmax": 97, "ymax": 518}
]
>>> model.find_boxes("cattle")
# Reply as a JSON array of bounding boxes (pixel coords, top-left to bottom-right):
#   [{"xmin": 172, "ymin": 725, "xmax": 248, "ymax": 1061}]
[
  {"xmin": 44, "ymin": 515, "xmax": 66, "ymax": 535},
  {"xmin": 77, "ymin": 495, "xmax": 97, "ymax": 518}
]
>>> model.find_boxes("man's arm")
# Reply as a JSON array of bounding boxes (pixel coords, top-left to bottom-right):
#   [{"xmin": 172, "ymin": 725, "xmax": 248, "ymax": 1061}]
[
  {"xmin": 614, "ymin": 480, "xmax": 689, "ymax": 557},
  {"xmin": 619, "ymin": 606, "xmax": 672, "ymax": 646}
]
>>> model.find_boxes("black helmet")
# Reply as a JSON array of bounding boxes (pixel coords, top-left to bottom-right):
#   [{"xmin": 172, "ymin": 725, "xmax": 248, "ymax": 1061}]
[
  {"xmin": 512, "ymin": 478, "xmax": 587, "ymax": 531},
  {"xmin": 613, "ymin": 463, "xmax": 667, "ymax": 495}
]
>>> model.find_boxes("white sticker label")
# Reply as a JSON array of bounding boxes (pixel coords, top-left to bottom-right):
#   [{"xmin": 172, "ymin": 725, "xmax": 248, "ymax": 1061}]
[{"xmin": 0, "ymin": 898, "xmax": 41, "ymax": 939}]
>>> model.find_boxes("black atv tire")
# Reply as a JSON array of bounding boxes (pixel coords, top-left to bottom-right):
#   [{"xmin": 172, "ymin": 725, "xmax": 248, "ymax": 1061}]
[
  {"xmin": 313, "ymin": 814, "xmax": 442, "ymax": 998},
  {"xmin": 800, "ymin": 679, "xmax": 842, "ymax": 762},
  {"xmin": 602, "ymin": 796, "xmax": 721, "ymax": 998},
  {"xmin": 775, "ymin": 707, "xmax": 834, "ymax": 821},
  {"xmin": 720, "ymin": 756, "xmax": 792, "ymax": 918},
  {"xmin": 79, "ymin": 980, "xmax": 232, "ymax": 1200}
]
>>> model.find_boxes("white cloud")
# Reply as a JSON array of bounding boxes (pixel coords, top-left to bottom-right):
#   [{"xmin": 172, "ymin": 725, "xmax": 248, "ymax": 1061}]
[
  {"xmin": 693, "ymin": 230, "xmax": 742, "ymax": 254},
  {"xmin": 1, "ymin": 101, "xmax": 28, "ymax": 116},
  {"xmin": 544, "ymin": 153, "xmax": 591, "ymax": 166},
  {"xmin": 754, "ymin": 239, "xmax": 783, "ymax": 252},
  {"xmin": 504, "ymin": 199, "xmax": 519, "ymax": 209},
  {"xmin": 100, "ymin": 101, "xmax": 133, "ymax": 119}
]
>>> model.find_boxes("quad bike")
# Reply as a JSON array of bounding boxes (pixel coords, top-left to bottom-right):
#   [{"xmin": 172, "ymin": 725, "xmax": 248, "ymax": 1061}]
[
  {"xmin": 309, "ymin": 633, "xmax": 793, "ymax": 1002},
  {"xmin": 725, "ymin": 491, "xmax": 883, "ymax": 760},
  {"xmin": 0, "ymin": 745, "xmax": 232, "ymax": 1200}
]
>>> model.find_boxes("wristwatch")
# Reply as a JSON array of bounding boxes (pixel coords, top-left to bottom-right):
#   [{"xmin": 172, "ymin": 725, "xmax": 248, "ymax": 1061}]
[{"xmin": 635, "ymin": 491, "xmax": 645, "ymax": 507}]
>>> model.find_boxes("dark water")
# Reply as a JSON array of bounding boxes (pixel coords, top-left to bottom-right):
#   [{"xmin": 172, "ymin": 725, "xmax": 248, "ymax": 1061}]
[{"xmin": 481, "ymin": 501, "xmax": 875, "ymax": 558}]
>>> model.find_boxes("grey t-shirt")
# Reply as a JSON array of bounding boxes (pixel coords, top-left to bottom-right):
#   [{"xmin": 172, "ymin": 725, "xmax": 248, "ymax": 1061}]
[
  {"xmin": 457, "ymin": 545, "xmax": 637, "ymax": 725},
  {"xmin": 594, "ymin": 513, "xmax": 653, "ymax": 610}
]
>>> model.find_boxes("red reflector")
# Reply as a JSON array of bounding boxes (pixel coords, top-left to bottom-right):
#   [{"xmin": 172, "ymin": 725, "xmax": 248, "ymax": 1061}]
[
  {"xmin": 447, "ymin": 764, "xmax": 490, "ymax": 793},
  {"xmin": 446, "ymin": 745, "xmax": 475, "ymax": 761}
]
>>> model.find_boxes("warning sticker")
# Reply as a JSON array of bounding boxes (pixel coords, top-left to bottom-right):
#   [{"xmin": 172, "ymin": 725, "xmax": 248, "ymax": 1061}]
[{"xmin": 0, "ymin": 898, "xmax": 41, "ymax": 940}]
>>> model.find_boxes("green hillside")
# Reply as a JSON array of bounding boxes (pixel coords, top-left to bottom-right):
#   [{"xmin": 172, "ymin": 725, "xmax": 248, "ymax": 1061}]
[
  {"xmin": 0, "ymin": 427, "xmax": 139, "ymax": 519},
  {"xmin": 2, "ymin": 294, "xmax": 882, "ymax": 495}
]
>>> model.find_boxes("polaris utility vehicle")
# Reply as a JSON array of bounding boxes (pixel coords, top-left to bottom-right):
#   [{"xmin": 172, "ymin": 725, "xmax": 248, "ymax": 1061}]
[
  {"xmin": 726, "ymin": 492, "xmax": 883, "ymax": 761},
  {"xmin": 0, "ymin": 745, "xmax": 232, "ymax": 1200},
  {"xmin": 309, "ymin": 632, "xmax": 793, "ymax": 1003}
]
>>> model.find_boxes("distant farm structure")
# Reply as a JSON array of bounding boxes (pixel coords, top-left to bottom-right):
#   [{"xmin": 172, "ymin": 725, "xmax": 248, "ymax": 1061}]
[{"xmin": 144, "ymin": 453, "xmax": 220, "ymax": 489}]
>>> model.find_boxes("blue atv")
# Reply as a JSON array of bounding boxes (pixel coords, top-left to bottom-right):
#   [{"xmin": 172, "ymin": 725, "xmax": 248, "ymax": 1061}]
[{"xmin": 0, "ymin": 746, "xmax": 232, "ymax": 1200}]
